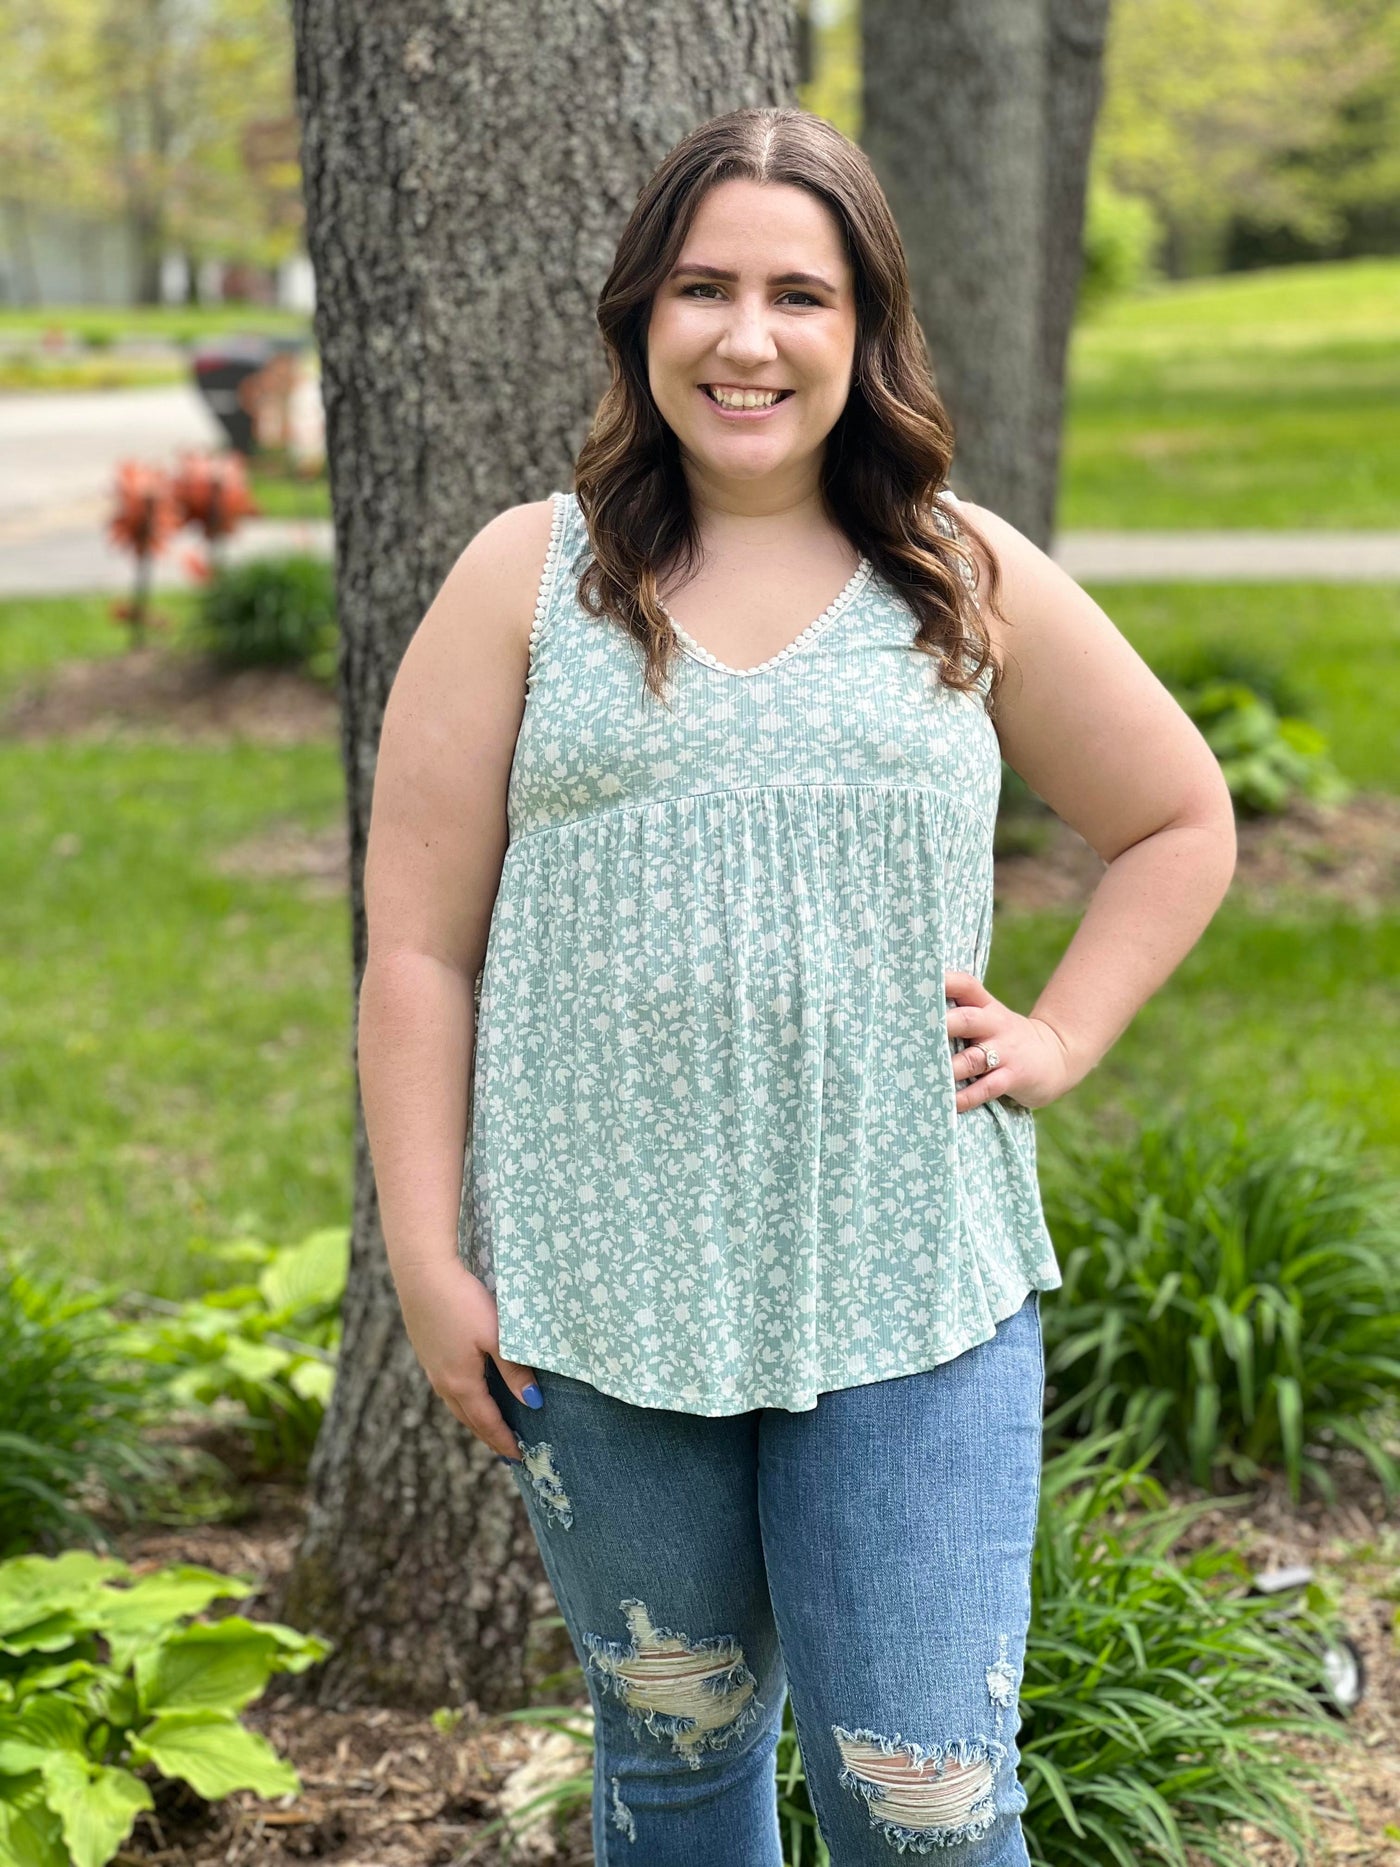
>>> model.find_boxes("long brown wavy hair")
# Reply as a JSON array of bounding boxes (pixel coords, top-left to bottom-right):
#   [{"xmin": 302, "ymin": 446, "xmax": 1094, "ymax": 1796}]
[{"xmin": 570, "ymin": 105, "xmax": 1007, "ymax": 708}]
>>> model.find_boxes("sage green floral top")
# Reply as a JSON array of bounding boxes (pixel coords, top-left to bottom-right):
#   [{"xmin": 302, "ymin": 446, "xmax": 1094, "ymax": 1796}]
[{"xmin": 457, "ymin": 487, "xmax": 1061, "ymax": 1414}]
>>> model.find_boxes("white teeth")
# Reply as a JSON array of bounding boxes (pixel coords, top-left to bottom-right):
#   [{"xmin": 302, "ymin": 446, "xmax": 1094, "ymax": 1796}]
[{"xmin": 707, "ymin": 386, "xmax": 785, "ymax": 410}]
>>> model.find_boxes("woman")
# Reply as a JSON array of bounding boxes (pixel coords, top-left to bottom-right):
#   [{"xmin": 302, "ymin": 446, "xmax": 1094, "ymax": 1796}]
[{"xmin": 359, "ymin": 107, "xmax": 1236, "ymax": 1865}]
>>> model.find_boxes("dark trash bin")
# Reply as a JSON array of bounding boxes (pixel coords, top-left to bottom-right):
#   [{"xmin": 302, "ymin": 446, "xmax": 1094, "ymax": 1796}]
[{"xmin": 191, "ymin": 334, "xmax": 306, "ymax": 456}]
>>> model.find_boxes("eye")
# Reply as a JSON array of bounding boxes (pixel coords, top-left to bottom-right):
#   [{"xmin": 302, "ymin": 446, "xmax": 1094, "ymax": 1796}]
[{"xmin": 678, "ymin": 284, "xmax": 823, "ymax": 306}]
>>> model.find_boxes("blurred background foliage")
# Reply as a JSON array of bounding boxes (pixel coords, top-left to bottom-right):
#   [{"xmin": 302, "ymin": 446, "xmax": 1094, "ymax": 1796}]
[{"xmin": 2, "ymin": 0, "xmax": 1399, "ymax": 313}]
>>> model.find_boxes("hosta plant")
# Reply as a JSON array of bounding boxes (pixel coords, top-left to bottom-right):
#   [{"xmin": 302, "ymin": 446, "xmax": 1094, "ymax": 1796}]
[
  {"xmin": 1040, "ymin": 1103, "xmax": 1400, "ymax": 1500},
  {"xmin": 0, "ymin": 1550, "xmax": 329, "ymax": 1867},
  {"xmin": 1178, "ymin": 679, "xmax": 1349, "ymax": 817},
  {"xmin": 110, "ymin": 1226, "xmax": 347, "ymax": 1475}
]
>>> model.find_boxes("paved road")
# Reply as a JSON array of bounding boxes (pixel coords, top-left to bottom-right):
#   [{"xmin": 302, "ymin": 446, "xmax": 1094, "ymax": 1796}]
[
  {"xmin": 0, "ymin": 381, "xmax": 328, "ymax": 594},
  {"xmin": 4, "ymin": 385, "xmax": 1400, "ymax": 595}
]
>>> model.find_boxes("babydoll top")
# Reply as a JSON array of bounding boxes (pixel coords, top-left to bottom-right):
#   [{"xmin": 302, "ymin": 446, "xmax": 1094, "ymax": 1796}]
[{"xmin": 457, "ymin": 487, "xmax": 1061, "ymax": 1414}]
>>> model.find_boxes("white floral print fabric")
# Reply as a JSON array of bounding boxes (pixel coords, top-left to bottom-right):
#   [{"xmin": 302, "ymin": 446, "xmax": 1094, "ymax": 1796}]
[{"xmin": 457, "ymin": 488, "xmax": 1062, "ymax": 1414}]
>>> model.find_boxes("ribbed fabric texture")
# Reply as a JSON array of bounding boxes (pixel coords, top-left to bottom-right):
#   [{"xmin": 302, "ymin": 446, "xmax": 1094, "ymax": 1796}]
[{"xmin": 457, "ymin": 488, "xmax": 1061, "ymax": 1414}]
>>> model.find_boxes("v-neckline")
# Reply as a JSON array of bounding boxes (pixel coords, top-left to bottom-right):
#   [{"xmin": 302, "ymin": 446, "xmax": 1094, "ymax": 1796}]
[{"xmin": 659, "ymin": 555, "xmax": 874, "ymax": 679}]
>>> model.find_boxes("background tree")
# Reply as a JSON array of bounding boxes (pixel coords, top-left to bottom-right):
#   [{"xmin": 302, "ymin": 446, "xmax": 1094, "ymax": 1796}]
[
  {"xmin": 281, "ymin": 0, "xmax": 799, "ymax": 1711},
  {"xmin": 0, "ymin": 0, "xmax": 299, "ymax": 304},
  {"xmin": 861, "ymin": 0, "xmax": 1112, "ymax": 545},
  {"xmin": 1094, "ymin": 0, "xmax": 1379, "ymax": 279}
]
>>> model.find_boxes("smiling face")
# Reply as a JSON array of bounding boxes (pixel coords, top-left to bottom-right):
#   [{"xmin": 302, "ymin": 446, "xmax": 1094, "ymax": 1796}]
[{"xmin": 645, "ymin": 177, "xmax": 859, "ymax": 508}]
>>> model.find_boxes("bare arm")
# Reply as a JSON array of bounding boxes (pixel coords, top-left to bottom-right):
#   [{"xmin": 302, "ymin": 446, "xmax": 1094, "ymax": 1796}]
[
  {"xmin": 358, "ymin": 496, "xmax": 556, "ymax": 1453},
  {"xmin": 945, "ymin": 501, "xmax": 1237, "ymax": 1105}
]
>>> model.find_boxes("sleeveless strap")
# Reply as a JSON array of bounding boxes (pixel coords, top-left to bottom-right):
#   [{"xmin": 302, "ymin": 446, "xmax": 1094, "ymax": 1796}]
[
  {"xmin": 932, "ymin": 488, "xmax": 995, "ymax": 700},
  {"xmin": 525, "ymin": 489, "xmax": 586, "ymax": 689},
  {"xmin": 931, "ymin": 488, "xmax": 981, "ymax": 611}
]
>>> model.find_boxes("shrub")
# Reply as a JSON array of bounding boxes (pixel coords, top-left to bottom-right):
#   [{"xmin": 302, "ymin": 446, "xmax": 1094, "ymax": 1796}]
[
  {"xmin": 1041, "ymin": 1104, "xmax": 1400, "ymax": 1500},
  {"xmin": 1178, "ymin": 679, "xmax": 1349, "ymax": 817},
  {"xmin": 194, "ymin": 554, "xmax": 336, "ymax": 670},
  {"xmin": 1151, "ymin": 642, "xmax": 1312, "ymax": 725},
  {"xmin": 1077, "ymin": 178, "xmax": 1164, "ymax": 320},
  {"xmin": 110, "ymin": 1227, "xmax": 347, "ymax": 1476},
  {"xmin": 0, "ymin": 1549, "xmax": 329, "ymax": 1867},
  {"xmin": 1021, "ymin": 1437, "xmax": 1348, "ymax": 1867},
  {"xmin": 0, "ymin": 1256, "xmax": 173, "ymax": 1560},
  {"xmin": 471, "ymin": 1439, "xmax": 1349, "ymax": 1866}
]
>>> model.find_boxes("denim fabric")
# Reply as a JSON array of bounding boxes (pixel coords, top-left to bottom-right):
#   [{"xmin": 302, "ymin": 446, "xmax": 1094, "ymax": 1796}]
[{"xmin": 484, "ymin": 1288, "xmax": 1045, "ymax": 1864}]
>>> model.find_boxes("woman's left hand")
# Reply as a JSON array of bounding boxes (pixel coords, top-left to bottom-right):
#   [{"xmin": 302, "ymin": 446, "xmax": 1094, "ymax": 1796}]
[{"xmin": 944, "ymin": 970, "xmax": 1076, "ymax": 1113}]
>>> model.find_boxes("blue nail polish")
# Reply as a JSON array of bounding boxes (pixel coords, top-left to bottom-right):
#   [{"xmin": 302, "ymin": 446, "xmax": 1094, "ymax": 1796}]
[{"xmin": 522, "ymin": 1382, "xmax": 543, "ymax": 1408}]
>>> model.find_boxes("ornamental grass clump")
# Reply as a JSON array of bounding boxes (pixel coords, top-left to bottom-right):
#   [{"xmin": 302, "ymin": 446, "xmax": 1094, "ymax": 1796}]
[
  {"xmin": 1020, "ymin": 1436, "xmax": 1350, "ymax": 1867},
  {"xmin": 1040, "ymin": 1103, "xmax": 1400, "ymax": 1500},
  {"xmin": 0, "ymin": 1255, "xmax": 173, "ymax": 1560}
]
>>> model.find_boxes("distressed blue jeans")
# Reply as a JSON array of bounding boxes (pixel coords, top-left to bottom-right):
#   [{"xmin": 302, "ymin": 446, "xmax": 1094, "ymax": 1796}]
[{"xmin": 484, "ymin": 1288, "xmax": 1045, "ymax": 1865}]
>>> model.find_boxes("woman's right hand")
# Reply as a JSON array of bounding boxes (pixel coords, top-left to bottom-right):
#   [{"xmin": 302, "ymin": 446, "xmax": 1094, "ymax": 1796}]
[{"xmin": 394, "ymin": 1256, "xmax": 540, "ymax": 1462}]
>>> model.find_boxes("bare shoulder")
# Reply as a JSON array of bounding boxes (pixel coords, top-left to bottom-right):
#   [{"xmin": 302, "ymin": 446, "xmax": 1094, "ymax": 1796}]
[
  {"xmin": 365, "ymin": 496, "xmax": 561, "ymax": 974},
  {"xmin": 939, "ymin": 497, "xmax": 1091, "ymax": 684},
  {"xmin": 423, "ymin": 496, "xmax": 559, "ymax": 667},
  {"xmin": 941, "ymin": 491, "xmax": 1134, "ymax": 704}
]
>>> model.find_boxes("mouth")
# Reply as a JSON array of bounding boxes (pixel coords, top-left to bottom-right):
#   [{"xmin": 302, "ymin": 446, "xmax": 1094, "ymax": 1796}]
[{"xmin": 699, "ymin": 384, "xmax": 795, "ymax": 418}]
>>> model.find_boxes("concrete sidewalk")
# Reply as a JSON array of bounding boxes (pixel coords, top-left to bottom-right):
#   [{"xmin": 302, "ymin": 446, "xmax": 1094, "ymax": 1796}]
[{"xmin": 0, "ymin": 502, "xmax": 333, "ymax": 597}]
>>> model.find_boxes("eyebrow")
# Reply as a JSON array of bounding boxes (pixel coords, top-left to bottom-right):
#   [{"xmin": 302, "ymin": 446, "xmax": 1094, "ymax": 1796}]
[{"xmin": 667, "ymin": 261, "xmax": 841, "ymax": 293}]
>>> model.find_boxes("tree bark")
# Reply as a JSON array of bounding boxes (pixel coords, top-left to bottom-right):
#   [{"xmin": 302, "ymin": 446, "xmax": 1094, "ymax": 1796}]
[
  {"xmin": 861, "ymin": 0, "xmax": 1110, "ymax": 547},
  {"xmin": 1032, "ymin": 0, "xmax": 1113, "ymax": 543},
  {"xmin": 281, "ymin": 0, "xmax": 797, "ymax": 1712}
]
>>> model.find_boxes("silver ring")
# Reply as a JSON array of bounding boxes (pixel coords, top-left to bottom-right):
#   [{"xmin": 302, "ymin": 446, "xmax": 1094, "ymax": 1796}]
[{"xmin": 979, "ymin": 1045, "xmax": 1000, "ymax": 1072}]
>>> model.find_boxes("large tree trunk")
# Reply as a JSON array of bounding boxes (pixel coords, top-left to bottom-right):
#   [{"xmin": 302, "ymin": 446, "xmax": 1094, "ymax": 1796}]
[
  {"xmin": 280, "ymin": 0, "xmax": 797, "ymax": 1712},
  {"xmin": 862, "ymin": 0, "xmax": 1111, "ymax": 547}
]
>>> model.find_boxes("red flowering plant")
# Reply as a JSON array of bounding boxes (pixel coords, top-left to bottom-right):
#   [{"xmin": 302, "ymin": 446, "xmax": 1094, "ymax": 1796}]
[
  {"xmin": 171, "ymin": 449, "xmax": 261, "ymax": 581},
  {"xmin": 106, "ymin": 451, "xmax": 262, "ymax": 647},
  {"xmin": 107, "ymin": 462, "xmax": 182, "ymax": 647}
]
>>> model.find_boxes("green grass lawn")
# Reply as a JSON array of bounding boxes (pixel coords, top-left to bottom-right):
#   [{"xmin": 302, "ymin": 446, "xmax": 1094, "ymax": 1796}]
[
  {"xmin": 0, "ymin": 730, "xmax": 351, "ymax": 1299},
  {"xmin": 1091, "ymin": 579, "xmax": 1400, "ymax": 793},
  {"xmin": 0, "ymin": 592, "xmax": 201, "ymax": 690},
  {"xmin": 992, "ymin": 903, "xmax": 1400, "ymax": 1174},
  {"xmin": 248, "ymin": 464, "xmax": 332, "ymax": 522},
  {"xmin": 1, "ymin": 570, "xmax": 1395, "ymax": 1296},
  {"xmin": 1062, "ymin": 258, "xmax": 1400, "ymax": 528}
]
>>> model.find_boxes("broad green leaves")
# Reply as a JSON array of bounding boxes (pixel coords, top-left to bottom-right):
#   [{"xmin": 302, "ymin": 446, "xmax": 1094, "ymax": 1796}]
[{"xmin": 0, "ymin": 1550, "xmax": 329, "ymax": 1867}]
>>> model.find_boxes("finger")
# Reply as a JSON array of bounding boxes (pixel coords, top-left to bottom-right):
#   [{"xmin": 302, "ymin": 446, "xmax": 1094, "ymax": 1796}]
[
  {"xmin": 443, "ymin": 1392, "xmax": 515, "ymax": 1461},
  {"xmin": 955, "ymin": 1066, "xmax": 1012, "ymax": 1112},
  {"xmin": 492, "ymin": 1353, "xmax": 544, "ymax": 1410},
  {"xmin": 450, "ymin": 1365, "xmax": 526, "ymax": 1462},
  {"xmin": 951, "ymin": 1043, "xmax": 993, "ymax": 1083},
  {"xmin": 946, "ymin": 1003, "xmax": 998, "ymax": 1043},
  {"xmin": 945, "ymin": 970, "xmax": 992, "ymax": 1004}
]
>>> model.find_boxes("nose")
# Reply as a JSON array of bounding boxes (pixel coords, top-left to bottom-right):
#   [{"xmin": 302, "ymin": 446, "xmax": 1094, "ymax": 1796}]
[{"xmin": 715, "ymin": 295, "xmax": 779, "ymax": 368}]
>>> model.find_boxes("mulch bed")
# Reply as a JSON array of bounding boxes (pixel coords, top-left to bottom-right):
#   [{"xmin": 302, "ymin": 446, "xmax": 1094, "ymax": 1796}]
[
  {"xmin": 1165, "ymin": 1464, "xmax": 1400, "ymax": 1865},
  {"xmin": 0, "ymin": 643, "xmax": 339, "ymax": 748}
]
